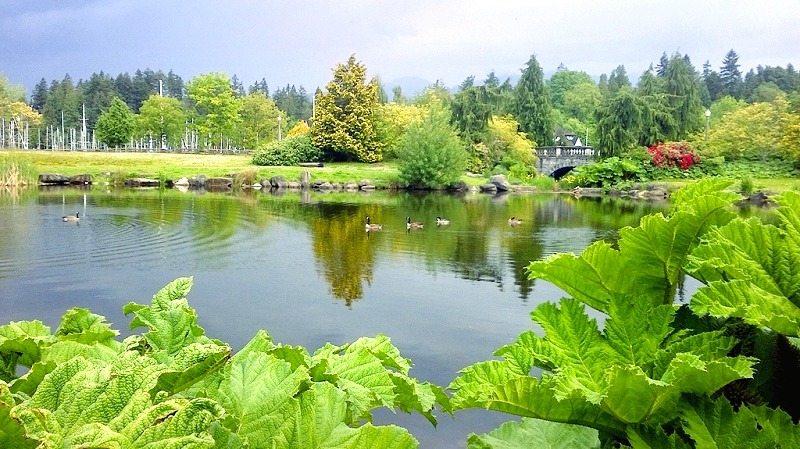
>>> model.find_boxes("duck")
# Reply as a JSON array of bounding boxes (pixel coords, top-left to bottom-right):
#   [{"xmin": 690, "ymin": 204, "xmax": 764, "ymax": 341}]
[
  {"xmin": 63, "ymin": 212, "xmax": 80, "ymax": 222},
  {"xmin": 508, "ymin": 217, "xmax": 523, "ymax": 226},
  {"xmin": 406, "ymin": 217, "xmax": 424, "ymax": 230},
  {"xmin": 365, "ymin": 215, "xmax": 382, "ymax": 231},
  {"xmin": 436, "ymin": 216, "xmax": 450, "ymax": 226}
]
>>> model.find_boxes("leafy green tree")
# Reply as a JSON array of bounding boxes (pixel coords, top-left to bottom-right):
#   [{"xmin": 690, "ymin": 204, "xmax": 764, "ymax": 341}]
[
  {"xmin": 237, "ymin": 92, "xmax": 282, "ymax": 149},
  {"xmin": 514, "ymin": 54, "xmax": 554, "ymax": 146},
  {"xmin": 413, "ymin": 81, "xmax": 452, "ymax": 108},
  {"xmin": 391, "ymin": 85, "xmax": 405, "ymax": 104},
  {"xmin": 373, "ymin": 102, "xmax": 423, "ymax": 159},
  {"xmin": 186, "ymin": 72, "xmax": 241, "ymax": 148},
  {"xmin": 396, "ymin": 102, "xmax": 466, "ymax": 187},
  {"xmin": 706, "ymin": 96, "xmax": 789, "ymax": 161},
  {"xmin": 0, "ymin": 71, "xmax": 26, "ymax": 102},
  {"xmin": 486, "ymin": 115, "xmax": 537, "ymax": 180},
  {"xmin": 562, "ymin": 82, "xmax": 601, "ymax": 125},
  {"xmin": 136, "ymin": 95, "xmax": 186, "ymax": 148},
  {"xmin": 664, "ymin": 53, "xmax": 704, "ymax": 139},
  {"xmin": 312, "ymin": 55, "xmax": 381, "ymax": 162},
  {"xmin": 546, "ymin": 68, "xmax": 595, "ymax": 111},
  {"xmin": 720, "ymin": 49, "xmax": 743, "ymax": 98},
  {"xmin": 95, "ymin": 97, "xmax": 135, "ymax": 148}
]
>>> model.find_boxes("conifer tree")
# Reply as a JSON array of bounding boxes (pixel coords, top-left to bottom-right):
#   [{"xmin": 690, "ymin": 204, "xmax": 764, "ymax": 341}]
[
  {"xmin": 312, "ymin": 55, "xmax": 381, "ymax": 162},
  {"xmin": 513, "ymin": 54, "xmax": 553, "ymax": 146}
]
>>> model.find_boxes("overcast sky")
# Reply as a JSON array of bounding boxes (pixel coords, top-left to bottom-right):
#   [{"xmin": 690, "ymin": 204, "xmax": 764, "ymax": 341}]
[{"xmin": 2, "ymin": 0, "xmax": 799, "ymax": 97}]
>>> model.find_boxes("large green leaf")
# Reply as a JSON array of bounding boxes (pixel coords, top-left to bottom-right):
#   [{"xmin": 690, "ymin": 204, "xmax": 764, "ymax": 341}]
[
  {"xmin": 54, "ymin": 308, "xmax": 120, "ymax": 345},
  {"xmin": 0, "ymin": 320, "xmax": 54, "ymax": 380},
  {"xmin": 0, "ymin": 382, "xmax": 38, "ymax": 448},
  {"xmin": 466, "ymin": 417, "xmax": 600, "ymax": 449},
  {"xmin": 680, "ymin": 397, "xmax": 773, "ymax": 449}
]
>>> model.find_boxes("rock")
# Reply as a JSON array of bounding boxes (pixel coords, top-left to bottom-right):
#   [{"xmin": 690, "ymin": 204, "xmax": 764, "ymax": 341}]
[
  {"xmin": 571, "ymin": 187, "xmax": 602, "ymax": 196},
  {"xmin": 480, "ymin": 183, "xmax": 498, "ymax": 193},
  {"xmin": 174, "ymin": 177, "xmax": 190, "ymax": 186},
  {"xmin": 270, "ymin": 176, "xmax": 288, "ymax": 189},
  {"xmin": 358, "ymin": 179, "xmax": 374, "ymax": 189},
  {"xmin": 300, "ymin": 171, "xmax": 312, "ymax": 188},
  {"xmin": 188, "ymin": 175, "xmax": 207, "ymax": 188},
  {"xmin": 344, "ymin": 182, "xmax": 359, "ymax": 191},
  {"xmin": 252, "ymin": 182, "xmax": 262, "ymax": 189},
  {"xmin": 489, "ymin": 174, "xmax": 511, "ymax": 191},
  {"xmin": 317, "ymin": 181, "xmax": 333, "ymax": 190},
  {"xmin": 446, "ymin": 181, "xmax": 469, "ymax": 192},
  {"xmin": 38, "ymin": 173, "xmax": 70, "ymax": 185},
  {"xmin": 287, "ymin": 181, "xmax": 301, "ymax": 189},
  {"xmin": 360, "ymin": 184, "xmax": 376, "ymax": 191},
  {"xmin": 737, "ymin": 191, "xmax": 771, "ymax": 207},
  {"xmin": 205, "ymin": 177, "xmax": 233, "ymax": 189},
  {"xmin": 124, "ymin": 178, "xmax": 160, "ymax": 187},
  {"xmin": 69, "ymin": 174, "xmax": 92, "ymax": 185}
]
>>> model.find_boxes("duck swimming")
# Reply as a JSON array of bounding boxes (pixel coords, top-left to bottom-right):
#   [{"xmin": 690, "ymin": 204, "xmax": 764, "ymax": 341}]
[
  {"xmin": 63, "ymin": 212, "xmax": 80, "ymax": 222},
  {"xmin": 436, "ymin": 216, "xmax": 450, "ymax": 226},
  {"xmin": 406, "ymin": 217, "xmax": 424, "ymax": 230},
  {"xmin": 508, "ymin": 217, "xmax": 522, "ymax": 226},
  {"xmin": 365, "ymin": 215, "xmax": 382, "ymax": 231}
]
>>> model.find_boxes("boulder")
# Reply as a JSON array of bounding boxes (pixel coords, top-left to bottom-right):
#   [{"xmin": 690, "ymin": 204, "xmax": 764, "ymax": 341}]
[
  {"xmin": 39, "ymin": 173, "xmax": 70, "ymax": 185},
  {"xmin": 446, "ymin": 181, "xmax": 469, "ymax": 192},
  {"xmin": 69, "ymin": 174, "xmax": 92, "ymax": 185},
  {"xmin": 174, "ymin": 177, "xmax": 190, "ymax": 186},
  {"xmin": 358, "ymin": 179, "xmax": 374, "ymax": 189},
  {"xmin": 480, "ymin": 183, "xmax": 498, "ymax": 193},
  {"xmin": 124, "ymin": 178, "xmax": 160, "ymax": 187},
  {"xmin": 344, "ymin": 182, "xmax": 359, "ymax": 191},
  {"xmin": 300, "ymin": 170, "xmax": 312, "ymax": 188},
  {"xmin": 287, "ymin": 181, "xmax": 301, "ymax": 189},
  {"xmin": 205, "ymin": 177, "xmax": 233, "ymax": 189},
  {"xmin": 188, "ymin": 175, "xmax": 207, "ymax": 188},
  {"xmin": 270, "ymin": 176, "xmax": 288, "ymax": 189},
  {"xmin": 489, "ymin": 174, "xmax": 511, "ymax": 191}
]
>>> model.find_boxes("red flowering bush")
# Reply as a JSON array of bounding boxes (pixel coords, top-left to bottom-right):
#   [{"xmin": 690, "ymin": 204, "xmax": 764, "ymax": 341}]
[{"xmin": 647, "ymin": 142, "xmax": 699, "ymax": 170}]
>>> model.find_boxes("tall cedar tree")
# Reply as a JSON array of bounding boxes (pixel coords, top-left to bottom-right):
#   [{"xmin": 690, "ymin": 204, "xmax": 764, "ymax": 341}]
[
  {"xmin": 514, "ymin": 54, "xmax": 553, "ymax": 147},
  {"xmin": 665, "ymin": 53, "xmax": 704, "ymax": 139},
  {"xmin": 720, "ymin": 49, "xmax": 743, "ymax": 98},
  {"xmin": 312, "ymin": 55, "xmax": 381, "ymax": 162}
]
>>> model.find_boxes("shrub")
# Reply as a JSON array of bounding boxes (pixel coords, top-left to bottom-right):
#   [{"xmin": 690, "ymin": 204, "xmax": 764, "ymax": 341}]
[
  {"xmin": 252, "ymin": 134, "xmax": 321, "ymax": 166},
  {"xmin": 560, "ymin": 157, "xmax": 646, "ymax": 189},
  {"xmin": 646, "ymin": 141, "xmax": 699, "ymax": 170},
  {"xmin": 395, "ymin": 104, "xmax": 466, "ymax": 188}
]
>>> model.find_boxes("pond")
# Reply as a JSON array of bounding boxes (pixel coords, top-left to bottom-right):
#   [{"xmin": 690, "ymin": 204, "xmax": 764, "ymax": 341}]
[{"xmin": 0, "ymin": 186, "xmax": 670, "ymax": 448}]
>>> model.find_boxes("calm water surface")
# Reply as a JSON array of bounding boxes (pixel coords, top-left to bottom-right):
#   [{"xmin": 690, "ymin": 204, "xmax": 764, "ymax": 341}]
[{"xmin": 0, "ymin": 186, "xmax": 669, "ymax": 448}]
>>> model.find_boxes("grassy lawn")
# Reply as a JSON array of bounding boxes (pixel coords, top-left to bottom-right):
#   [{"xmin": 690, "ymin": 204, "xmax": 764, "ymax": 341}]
[{"xmin": 0, "ymin": 150, "xmax": 407, "ymax": 186}]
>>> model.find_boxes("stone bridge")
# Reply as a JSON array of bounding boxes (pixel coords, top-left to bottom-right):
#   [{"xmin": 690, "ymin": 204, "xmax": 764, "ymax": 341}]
[{"xmin": 536, "ymin": 146, "xmax": 595, "ymax": 179}]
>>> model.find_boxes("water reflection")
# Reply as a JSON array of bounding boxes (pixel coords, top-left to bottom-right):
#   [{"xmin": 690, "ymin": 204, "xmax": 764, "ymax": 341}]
[{"xmin": 0, "ymin": 186, "xmax": 673, "ymax": 449}]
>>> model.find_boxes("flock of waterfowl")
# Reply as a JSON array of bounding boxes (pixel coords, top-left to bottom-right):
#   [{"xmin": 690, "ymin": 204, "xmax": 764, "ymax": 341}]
[{"xmin": 365, "ymin": 215, "xmax": 523, "ymax": 231}]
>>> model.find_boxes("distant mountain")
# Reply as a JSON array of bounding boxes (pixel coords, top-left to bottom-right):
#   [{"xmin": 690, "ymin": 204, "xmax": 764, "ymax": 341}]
[{"xmin": 384, "ymin": 76, "xmax": 432, "ymax": 98}]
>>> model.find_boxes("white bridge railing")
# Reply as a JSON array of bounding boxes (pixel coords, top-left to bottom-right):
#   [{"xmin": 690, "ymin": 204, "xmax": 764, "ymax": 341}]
[{"xmin": 536, "ymin": 146, "xmax": 595, "ymax": 157}]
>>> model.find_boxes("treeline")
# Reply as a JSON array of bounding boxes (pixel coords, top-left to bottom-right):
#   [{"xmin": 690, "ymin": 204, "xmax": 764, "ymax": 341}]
[{"xmin": 2, "ymin": 48, "xmax": 800, "ymax": 170}]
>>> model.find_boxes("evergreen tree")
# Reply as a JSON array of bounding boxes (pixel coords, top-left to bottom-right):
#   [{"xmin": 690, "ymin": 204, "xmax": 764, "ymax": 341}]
[
  {"xmin": 484, "ymin": 71, "xmax": 500, "ymax": 89},
  {"xmin": 595, "ymin": 87, "xmax": 643, "ymax": 157},
  {"xmin": 30, "ymin": 78, "xmax": 48, "ymax": 113},
  {"xmin": 720, "ymin": 49, "xmax": 743, "ymax": 98},
  {"xmin": 164, "ymin": 70, "xmax": 185, "ymax": 100},
  {"xmin": 702, "ymin": 60, "xmax": 724, "ymax": 103},
  {"xmin": 607, "ymin": 65, "xmax": 631, "ymax": 96},
  {"xmin": 81, "ymin": 72, "xmax": 118, "ymax": 128},
  {"xmin": 391, "ymin": 85, "xmax": 404, "ymax": 104},
  {"xmin": 43, "ymin": 75, "xmax": 81, "ymax": 130},
  {"xmin": 230, "ymin": 74, "xmax": 245, "ymax": 97},
  {"xmin": 655, "ymin": 52, "xmax": 669, "ymax": 77},
  {"xmin": 95, "ymin": 97, "xmax": 135, "ymax": 147},
  {"xmin": 665, "ymin": 53, "xmax": 704, "ymax": 139},
  {"xmin": 451, "ymin": 82, "xmax": 492, "ymax": 143},
  {"xmin": 114, "ymin": 73, "xmax": 135, "ymax": 110},
  {"xmin": 312, "ymin": 55, "xmax": 381, "ymax": 162},
  {"xmin": 513, "ymin": 54, "xmax": 553, "ymax": 146}
]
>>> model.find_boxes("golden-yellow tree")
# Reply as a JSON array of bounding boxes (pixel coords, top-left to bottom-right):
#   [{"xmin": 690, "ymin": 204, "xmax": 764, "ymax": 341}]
[{"xmin": 312, "ymin": 55, "xmax": 382, "ymax": 162}]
